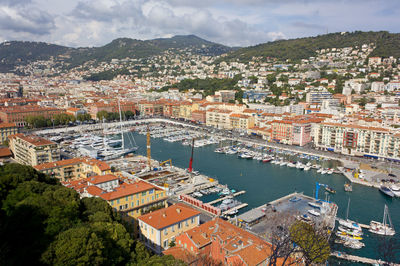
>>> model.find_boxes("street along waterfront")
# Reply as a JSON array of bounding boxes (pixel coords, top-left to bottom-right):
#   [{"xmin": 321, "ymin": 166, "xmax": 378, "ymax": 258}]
[{"xmin": 129, "ymin": 131, "xmax": 400, "ymax": 262}]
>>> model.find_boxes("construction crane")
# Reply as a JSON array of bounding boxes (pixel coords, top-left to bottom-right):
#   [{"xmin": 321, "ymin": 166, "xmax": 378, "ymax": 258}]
[
  {"xmin": 160, "ymin": 159, "xmax": 172, "ymax": 167},
  {"xmin": 147, "ymin": 126, "xmax": 151, "ymax": 170},
  {"xmin": 315, "ymin": 182, "xmax": 328, "ymax": 200},
  {"xmin": 188, "ymin": 138, "xmax": 195, "ymax": 173}
]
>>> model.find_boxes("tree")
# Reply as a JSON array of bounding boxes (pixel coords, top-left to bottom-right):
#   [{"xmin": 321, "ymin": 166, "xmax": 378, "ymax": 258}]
[
  {"xmin": 77, "ymin": 113, "xmax": 91, "ymax": 122},
  {"xmin": 289, "ymin": 221, "xmax": 330, "ymax": 265},
  {"xmin": 377, "ymin": 236, "xmax": 400, "ymax": 264},
  {"xmin": 96, "ymin": 110, "xmax": 108, "ymax": 121},
  {"xmin": 267, "ymin": 74, "xmax": 277, "ymax": 84}
]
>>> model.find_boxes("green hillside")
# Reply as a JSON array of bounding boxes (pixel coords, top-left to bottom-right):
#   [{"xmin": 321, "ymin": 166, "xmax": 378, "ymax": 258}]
[
  {"xmin": 218, "ymin": 31, "xmax": 400, "ymax": 62},
  {"xmin": 0, "ymin": 41, "xmax": 71, "ymax": 72},
  {"xmin": 0, "ymin": 35, "xmax": 233, "ymax": 72}
]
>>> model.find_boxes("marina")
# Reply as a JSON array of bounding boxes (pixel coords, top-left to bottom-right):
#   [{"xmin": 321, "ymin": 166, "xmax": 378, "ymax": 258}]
[{"xmin": 37, "ymin": 122, "xmax": 400, "ymax": 263}]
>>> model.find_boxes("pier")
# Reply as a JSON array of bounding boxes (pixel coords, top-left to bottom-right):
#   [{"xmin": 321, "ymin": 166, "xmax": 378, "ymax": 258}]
[
  {"xmin": 331, "ymin": 251, "xmax": 398, "ymax": 265},
  {"xmin": 208, "ymin": 190, "xmax": 246, "ymax": 205}
]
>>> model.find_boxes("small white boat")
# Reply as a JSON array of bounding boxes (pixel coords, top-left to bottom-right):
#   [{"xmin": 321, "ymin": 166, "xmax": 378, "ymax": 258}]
[
  {"xmin": 192, "ymin": 192, "xmax": 203, "ymax": 197},
  {"xmin": 308, "ymin": 209, "xmax": 320, "ymax": 216}
]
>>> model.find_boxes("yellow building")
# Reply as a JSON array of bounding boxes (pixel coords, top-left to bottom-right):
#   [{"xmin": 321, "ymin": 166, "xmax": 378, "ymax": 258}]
[
  {"xmin": 34, "ymin": 157, "xmax": 111, "ymax": 181},
  {"xmin": 138, "ymin": 204, "xmax": 200, "ymax": 254},
  {"xmin": 229, "ymin": 113, "xmax": 255, "ymax": 131},
  {"xmin": 100, "ymin": 180, "xmax": 168, "ymax": 232},
  {"xmin": 8, "ymin": 133, "xmax": 60, "ymax": 166},
  {"xmin": 206, "ymin": 108, "xmax": 233, "ymax": 129},
  {"xmin": 179, "ymin": 101, "xmax": 194, "ymax": 120},
  {"xmin": 64, "ymin": 176, "xmax": 168, "ymax": 235},
  {"xmin": 0, "ymin": 122, "xmax": 18, "ymax": 143}
]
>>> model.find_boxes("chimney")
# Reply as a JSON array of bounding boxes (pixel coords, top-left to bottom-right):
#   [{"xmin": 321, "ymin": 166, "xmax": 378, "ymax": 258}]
[
  {"xmin": 162, "ymin": 212, "xmax": 166, "ymax": 218},
  {"xmin": 176, "ymin": 208, "xmax": 181, "ymax": 213}
]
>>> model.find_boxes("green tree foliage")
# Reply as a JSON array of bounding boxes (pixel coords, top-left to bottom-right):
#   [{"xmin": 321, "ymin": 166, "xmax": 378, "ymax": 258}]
[
  {"xmin": 76, "ymin": 113, "xmax": 91, "ymax": 122},
  {"xmin": 0, "ymin": 163, "xmax": 182, "ymax": 266},
  {"xmin": 25, "ymin": 114, "xmax": 76, "ymax": 128},
  {"xmin": 289, "ymin": 221, "xmax": 330, "ymax": 264},
  {"xmin": 159, "ymin": 75, "xmax": 242, "ymax": 97},
  {"xmin": 219, "ymin": 31, "xmax": 400, "ymax": 62}
]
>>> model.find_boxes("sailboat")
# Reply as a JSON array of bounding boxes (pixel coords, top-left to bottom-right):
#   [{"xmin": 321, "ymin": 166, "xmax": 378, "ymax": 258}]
[
  {"xmin": 337, "ymin": 198, "xmax": 362, "ymax": 231},
  {"xmin": 369, "ymin": 204, "xmax": 395, "ymax": 236},
  {"xmin": 103, "ymin": 100, "xmax": 138, "ymax": 160}
]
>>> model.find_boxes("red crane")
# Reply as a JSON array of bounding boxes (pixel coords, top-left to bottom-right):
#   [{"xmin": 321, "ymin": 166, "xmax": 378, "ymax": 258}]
[{"xmin": 188, "ymin": 138, "xmax": 195, "ymax": 173}]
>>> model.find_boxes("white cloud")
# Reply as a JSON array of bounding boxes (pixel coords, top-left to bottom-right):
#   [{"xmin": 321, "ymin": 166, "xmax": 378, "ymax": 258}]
[{"xmin": 0, "ymin": 0, "xmax": 398, "ymax": 47}]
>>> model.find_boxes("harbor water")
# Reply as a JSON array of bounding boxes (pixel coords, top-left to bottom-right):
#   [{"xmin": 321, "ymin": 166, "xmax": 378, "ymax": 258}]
[{"xmin": 128, "ymin": 132, "xmax": 400, "ymax": 262}]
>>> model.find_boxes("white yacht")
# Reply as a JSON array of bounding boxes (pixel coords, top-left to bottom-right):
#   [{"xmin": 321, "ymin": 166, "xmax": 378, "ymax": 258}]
[
  {"xmin": 369, "ymin": 205, "xmax": 395, "ymax": 236},
  {"xmin": 390, "ymin": 184, "xmax": 400, "ymax": 197}
]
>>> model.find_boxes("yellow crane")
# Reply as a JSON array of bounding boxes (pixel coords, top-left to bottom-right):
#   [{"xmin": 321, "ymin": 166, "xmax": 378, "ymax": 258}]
[{"xmin": 160, "ymin": 159, "xmax": 172, "ymax": 167}]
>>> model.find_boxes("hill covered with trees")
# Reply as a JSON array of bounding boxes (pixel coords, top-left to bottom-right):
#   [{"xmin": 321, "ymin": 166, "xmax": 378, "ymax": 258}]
[
  {"xmin": 0, "ymin": 163, "xmax": 182, "ymax": 265},
  {"xmin": 0, "ymin": 35, "xmax": 233, "ymax": 72},
  {"xmin": 218, "ymin": 31, "xmax": 400, "ymax": 62}
]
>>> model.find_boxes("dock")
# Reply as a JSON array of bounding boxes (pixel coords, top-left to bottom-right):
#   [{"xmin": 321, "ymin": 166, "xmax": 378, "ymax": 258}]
[
  {"xmin": 331, "ymin": 251, "xmax": 398, "ymax": 265},
  {"xmin": 208, "ymin": 190, "xmax": 246, "ymax": 205},
  {"xmin": 335, "ymin": 218, "xmax": 370, "ymax": 229},
  {"xmin": 222, "ymin": 203, "xmax": 248, "ymax": 215}
]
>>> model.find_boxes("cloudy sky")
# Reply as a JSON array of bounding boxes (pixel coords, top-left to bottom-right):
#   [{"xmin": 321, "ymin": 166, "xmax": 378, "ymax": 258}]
[{"xmin": 0, "ymin": 0, "xmax": 399, "ymax": 47}]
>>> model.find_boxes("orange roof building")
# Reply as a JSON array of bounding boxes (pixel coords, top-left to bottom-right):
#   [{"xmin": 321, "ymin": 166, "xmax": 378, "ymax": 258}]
[
  {"xmin": 172, "ymin": 218, "xmax": 291, "ymax": 266},
  {"xmin": 139, "ymin": 203, "xmax": 201, "ymax": 254}
]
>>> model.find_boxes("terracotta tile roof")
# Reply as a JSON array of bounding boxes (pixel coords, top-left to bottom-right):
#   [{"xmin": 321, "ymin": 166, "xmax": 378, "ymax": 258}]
[
  {"xmin": 34, "ymin": 157, "xmax": 110, "ymax": 172},
  {"xmin": 162, "ymin": 246, "xmax": 197, "ymax": 264},
  {"xmin": 88, "ymin": 174, "xmax": 118, "ymax": 185},
  {"xmin": 0, "ymin": 147, "xmax": 12, "ymax": 158},
  {"xmin": 138, "ymin": 203, "xmax": 200, "ymax": 230},
  {"xmin": 86, "ymin": 185, "xmax": 104, "ymax": 196},
  {"xmin": 9, "ymin": 133, "xmax": 55, "ymax": 146},
  {"xmin": 0, "ymin": 122, "xmax": 17, "ymax": 129},
  {"xmin": 99, "ymin": 181, "xmax": 161, "ymax": 201},
  {"xmin": 180, "ymin": 218, "xmax": 283, "ymax": 266}
]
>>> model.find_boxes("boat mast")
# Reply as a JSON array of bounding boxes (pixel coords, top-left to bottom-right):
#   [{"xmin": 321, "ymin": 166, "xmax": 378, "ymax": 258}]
[{"xmin": 118, "ymin": 99, "xmax": 124, "ymax": 150}]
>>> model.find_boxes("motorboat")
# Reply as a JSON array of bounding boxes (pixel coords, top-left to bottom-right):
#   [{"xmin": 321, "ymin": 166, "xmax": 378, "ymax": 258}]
[
  {"xmin": 325, "ymin": 186, "xmax": 336, "ymax": 194},
  {"xmin": 344, "ymin": 183, "xmax": 353, "ymax": 192},
  {"xmin": 390, "ymin": 184, "xmax": 400, "ymax": 197},
  {"xmin": 308, "ymin": 209, "xmax": 320, "ymax": 216},
  {"xmin": 308, "ymin": 202, "xmax": 321, "ymax": 209},
  {"xmin": 343, "ymin": 240, "xmax": 365, "ymax": 249},
  {"xmin": 338, "ymin": 218, "xmax": 362, "ymax": 231},
  {"xmin": 338, "ymin": 226, "xmax": 363, "ymax": 236},
  {"xmin": 225, "ymin": 209, "xmax": 238, "ymax": 215},
  {"xmin": 304, "ymin": 166, "xmax": 311, "ymax": 171},
  {"xmin": 192, "ymin": 191, "xmax": 203, "ymax": 197},
  {"xmin": 380, "ymin": 186, "xmax": 395, "ymax": 197},
  {"xmin": 336, "ymin": 231, "xmax": 363, "ymax": 240}
]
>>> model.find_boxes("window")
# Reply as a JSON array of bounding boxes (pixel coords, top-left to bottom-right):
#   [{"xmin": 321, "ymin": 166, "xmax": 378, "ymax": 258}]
[
  {"xmin": 191, "ymin": 217, "xmax": 195, "ymax": 224},
  {"xmin": 141, "ymin": 199, "xmax": 144, "ymax": 204},
  {"xmin": 164, "ymin": 228, "xmax": 168, "ymax": 235},
  {"xmin": 142, "ymin": 191, "xmax": 146, "ymax": 196},
  {"xmin": 163, "ymin": 240, "xmax": 169, "ymax": 248},
  {"xmin": 184, "ymin": 243, "xmax": 187, "ymax": 249},
  {"xmin": 131, "ymin": 202, "xmax": 134, "ymax": 207},
  {"xmin": 179, "ymin": 240, "xmax": 181, "ymax": 245},
  {"xmin": 171, "ymin": 225, "xmax": 175, "ymax": 232},
  {"xmin": 117, "ymin": 199, "xmax": 120, "ymax": 204},
  {"xmin": 178, "ymin": 222, "xmax": 181, "ymax": 229},
  {"xmin": 125, "ymin": 204, "xmax": 128, "ymax": 209},
  {"xmin": 110, "ymin": 200, "xmax": 114, "ymax": 206},
  {"xmin": 149, "ymin": 189, "xmax": 154, "ymax": 194},
  {"xmin": 185, "ymin": 220, "xmax": 188, "ymax": 226},
  {"xmin": 137, "ymin": 200, "xmax": 139, "ymax": 206},
  {"xmin": 151, "ymin": 228, "xmax": 153, "ymax": 234}
]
